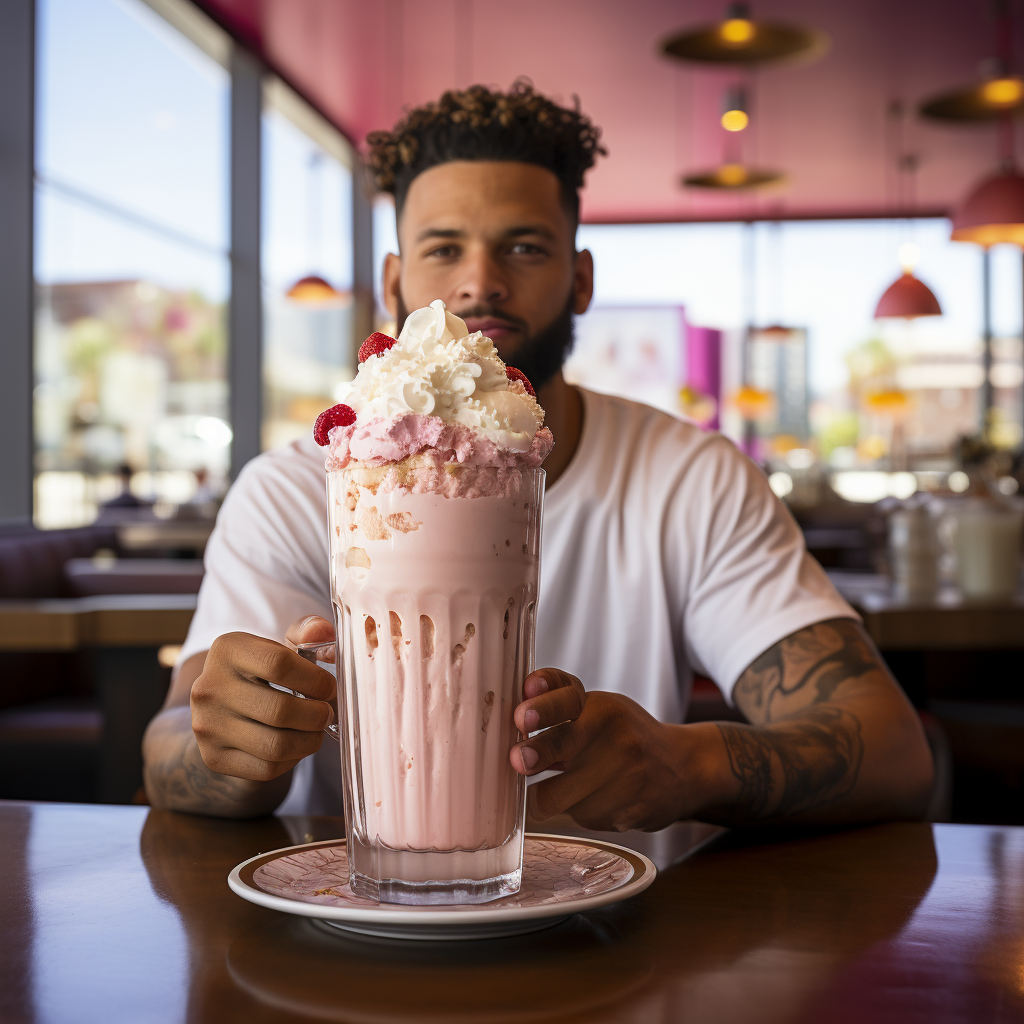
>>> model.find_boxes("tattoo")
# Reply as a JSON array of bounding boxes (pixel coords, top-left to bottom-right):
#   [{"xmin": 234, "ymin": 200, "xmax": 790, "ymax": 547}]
[
  {"xmin": 711, "ymin": 619, "xmax": 880, "ymax": 823},
  {"xmin": 144, "ymin": 710, "xmax": 288, "ymax": 818},
  {"xmin": 733, "ymin": 619, "xmax": 878, "ymax": 724},
  {"xmin": 716, "ymin": 708, "xmax": 864, "ymax": 821}
]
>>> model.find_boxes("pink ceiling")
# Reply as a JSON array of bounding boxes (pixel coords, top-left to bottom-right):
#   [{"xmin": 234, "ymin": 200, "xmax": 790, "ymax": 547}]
[{"xmin": 196, "ymin": 0, "xmax": 1021, "ymax": 222}]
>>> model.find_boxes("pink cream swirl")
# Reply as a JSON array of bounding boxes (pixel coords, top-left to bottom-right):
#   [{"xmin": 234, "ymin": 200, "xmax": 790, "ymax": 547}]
[{"xmin": 326, "ymin": 414, "xmax": 553, "ymax": 473}]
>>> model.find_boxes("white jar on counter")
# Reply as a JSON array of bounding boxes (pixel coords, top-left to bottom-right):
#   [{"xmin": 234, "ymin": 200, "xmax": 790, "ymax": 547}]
[
  {"xmin": 889, "ymin": 502, "xmax": 940, "ymax": 602},
  {"xmin": 941, "ymin": 496, "xmax": 1024, "ymax": 601}
]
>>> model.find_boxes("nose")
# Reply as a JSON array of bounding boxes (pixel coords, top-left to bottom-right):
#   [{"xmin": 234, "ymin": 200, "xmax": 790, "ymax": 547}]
[{"xmin": 453, "ymin": 248, "xmax": 509, "ymax": 307}]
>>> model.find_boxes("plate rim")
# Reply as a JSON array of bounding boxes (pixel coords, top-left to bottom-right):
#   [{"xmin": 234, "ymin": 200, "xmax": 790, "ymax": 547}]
[{"xmin": 228, "ymin": 832, "xmax": 657, "ymax": 926}]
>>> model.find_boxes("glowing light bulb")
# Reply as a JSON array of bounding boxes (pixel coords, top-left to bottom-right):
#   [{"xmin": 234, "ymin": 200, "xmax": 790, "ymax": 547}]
[
  {"xmin": 981, "ymin": 77, "xmax": 1024, "ymax": 107},
  {"xmin": 718, "ymin": 163, "xmax": 747, "ymax": 185},
  {"xmin": 898, "ymin": 242, "xmax": 920, "ymax": 273},
  {"xmin": 721, "ymin": 18, "xmax": 755, "ymax": 44},
  {"xmin": 721, "ymin": 108, "xmax": 749, "ymax": 131}
]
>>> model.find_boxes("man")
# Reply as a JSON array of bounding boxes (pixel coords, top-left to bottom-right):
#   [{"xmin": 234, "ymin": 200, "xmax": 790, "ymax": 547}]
[{"xmin": 143, "ymin": 82, "xmax": 933, "ymax": 828}]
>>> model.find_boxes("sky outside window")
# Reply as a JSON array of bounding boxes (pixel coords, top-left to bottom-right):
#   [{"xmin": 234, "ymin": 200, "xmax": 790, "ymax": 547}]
[{"xmin": 36, "ymin": 0, "xmax": 228, "ymax": 268}]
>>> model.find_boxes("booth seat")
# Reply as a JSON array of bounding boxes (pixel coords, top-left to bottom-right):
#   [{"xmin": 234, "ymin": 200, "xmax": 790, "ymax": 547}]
[
  {"xmin": 0, "ymin": 522, "xmax": 120, "ymax": 599},
  {"xmin": 0, "ymin": 522, "xmax": 202, "ymax": 804}
]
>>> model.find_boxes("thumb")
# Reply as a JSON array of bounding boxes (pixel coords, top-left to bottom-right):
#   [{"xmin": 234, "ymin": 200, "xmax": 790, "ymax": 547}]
[{"xmin": 286, "ymin": 614, "xmax": 335, "ymax": 647}]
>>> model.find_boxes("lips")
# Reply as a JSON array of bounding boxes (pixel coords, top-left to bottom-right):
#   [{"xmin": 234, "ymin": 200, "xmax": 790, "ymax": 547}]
[{"xmin": 462, "ymin": 317, "xmax": 520, "ymax": 340}]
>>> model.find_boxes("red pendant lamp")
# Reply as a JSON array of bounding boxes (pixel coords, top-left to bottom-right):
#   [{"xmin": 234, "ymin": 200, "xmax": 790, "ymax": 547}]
[
  {"xmin": 948, "ymin": 168, "xmax": 1024, "ymax": 431},
  {"xmin": 873, "ymin": 103, "xmax": 942, "ymax": 320},
  {"xmin": 874, "ymin": 274, "xmax": 942, "ymax": 318},
  {"xmin": 285, "ymin": 274, "xmax": 344, "ymax": 304},
  {"xmin": 951, "ymin": 169, "xmax": 1024, "ymax": 246},
  {"xmin": 874, "ymin": 244, "xmax": 942, "ymax": 319}
]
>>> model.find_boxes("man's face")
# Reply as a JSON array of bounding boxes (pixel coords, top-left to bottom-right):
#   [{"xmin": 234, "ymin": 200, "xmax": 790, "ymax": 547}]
[{"xmin": 383, "ymin": 160, "xmax": 593, "ymax": 386}]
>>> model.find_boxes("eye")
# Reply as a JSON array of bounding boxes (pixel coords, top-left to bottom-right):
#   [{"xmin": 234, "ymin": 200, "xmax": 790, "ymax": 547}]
[
  {"xmin": 509, "ymin": 242, "xmax": 546, "ymax": 256},
  {"xmin": 426, "ymin": 245, "xmax": 459, "ymax": 259}
]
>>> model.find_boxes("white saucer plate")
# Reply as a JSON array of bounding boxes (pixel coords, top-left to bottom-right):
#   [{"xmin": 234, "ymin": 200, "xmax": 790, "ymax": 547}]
[{"xmin": 228, "ymin": 833, "xmax": 657, "ymax": 941}]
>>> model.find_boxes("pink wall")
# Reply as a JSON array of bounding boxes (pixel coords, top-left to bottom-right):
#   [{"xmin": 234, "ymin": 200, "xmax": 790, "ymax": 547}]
[{"xmin": 197, "ymin": 0, "xmax": 1019, "ymax": 222}]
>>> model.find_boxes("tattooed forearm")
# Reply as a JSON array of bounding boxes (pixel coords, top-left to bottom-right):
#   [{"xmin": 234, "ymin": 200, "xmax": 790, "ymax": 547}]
[
  {"xmin": 714, "ymin": 706, "xmax": 864, "ymax": 822},
  {"xmin": 733, "ymin": 619, "xmax": 880, "ymax": 725},
  {"xmin": 700, "ymin": 618, "xmax": 898, "ymax": 823},
  {"xmin": 143, "ymin": 708, "xmax": 290, "ymax": 818}
]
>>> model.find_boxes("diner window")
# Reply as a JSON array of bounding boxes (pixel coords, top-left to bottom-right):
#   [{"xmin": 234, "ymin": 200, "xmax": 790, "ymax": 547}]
[
  {"xmin": 567, "ymin": 219, "xmax": 1022, "ymax": 480},
  {"xmin": 33, "ymin": 0, "xmax": 230, "ymax": 529},
  {"xmin": 261, "ymin": 78, "xmax": 355, "ymax": 452}
]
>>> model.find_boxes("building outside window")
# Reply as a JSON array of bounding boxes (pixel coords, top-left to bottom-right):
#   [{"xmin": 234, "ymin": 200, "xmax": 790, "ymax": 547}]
[
  {"xmin": 261, "ymin": 78, "xmax": 355, "ymax": 452},
  {"xmin": 575, "ymin": 221, "xmax": 1021, "ymax": 483},
  {"xmin": 33, "ymin": 0, "xmax": 230, "ymax": 529}
]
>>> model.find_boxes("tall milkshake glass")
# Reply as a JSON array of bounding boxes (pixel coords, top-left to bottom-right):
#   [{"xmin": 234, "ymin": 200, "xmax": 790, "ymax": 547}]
[
  {"xmin": 328, "ymin": 464, "xmax": 543, "ymax": 904},
  {"xmin": 317, "ymin": 299, "xmax": 553, "ymax": 906}
]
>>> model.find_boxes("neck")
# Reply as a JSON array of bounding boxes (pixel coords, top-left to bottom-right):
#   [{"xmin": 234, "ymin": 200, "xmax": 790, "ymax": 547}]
[{"xmin": 535, "ymin": 371, "xmax": 583, "ymax": 487}]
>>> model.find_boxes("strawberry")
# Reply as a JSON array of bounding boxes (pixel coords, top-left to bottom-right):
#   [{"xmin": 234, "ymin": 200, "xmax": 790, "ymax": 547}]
[
  {"xmin": 358, "ymin": 332, "xmax": 396, "ymax": 363},
  {"xmin": 505, "ymin": 366, "xmax": 536, "ymax": 398},
  {"xmin": 314, "ymin": 404, "xmax": 356, "ymax": 446}
]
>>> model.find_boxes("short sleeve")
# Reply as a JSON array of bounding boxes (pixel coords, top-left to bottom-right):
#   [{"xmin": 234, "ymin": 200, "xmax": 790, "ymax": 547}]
[
  {"xmin": 178, "ymin": 444, "xmax": 333, "ymax": 666},
  {"xmin": 672, "ymin": 437, "xmax": 858, "ymax": 701}
]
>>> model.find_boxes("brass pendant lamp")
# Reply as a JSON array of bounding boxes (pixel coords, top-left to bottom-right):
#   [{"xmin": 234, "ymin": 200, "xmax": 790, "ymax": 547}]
[
  {"xmin": 682, "ymin": 86, "xmax": 785, "ymax": 191},
  {"xmin": 661, "ymin": 2, "xmax": 829, "ymax": 67},
  {"xmin": 682, "ymin": 164, "xmax": 786, "ymax": 190},
  {"xmin": 920, "ymin": 73, "xmax": 1024, "ymax": 122}
]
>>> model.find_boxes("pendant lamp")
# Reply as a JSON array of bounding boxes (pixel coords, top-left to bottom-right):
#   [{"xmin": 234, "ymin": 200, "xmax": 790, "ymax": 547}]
[
  {"xmin": 682, "ymin": 163, "xmax": 786, "ymax": 190},
  {"xmin": 661, "ymin": 1, "xmax": 829, "ymax": 67},
  {"xmin": 874, "ymin": 245, "xmax": 942, "ymax": 319},
  {"xmin": 920, "ymin": 75, "xmax": 1024, "ymax": 121},
  {"xmin": 285, "ymin": 274, "xmax": 344, "ymax": 305},
  {"xmin": 949, "ymin": 169, "xmax": 1024, "ymax": 434},
  {"xmin": 950, "ymin": 170, "xmax": 1024, "ymax": 246},
  {"xmin": 874, "ymin": 274, "xmax": 942, "ymax": 318},
  {"xmin": 873, "ymin": 103, "xmax": 942, "ymax": 319}
]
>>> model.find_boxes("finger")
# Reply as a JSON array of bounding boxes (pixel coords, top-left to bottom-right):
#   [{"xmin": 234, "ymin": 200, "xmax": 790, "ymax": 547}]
[
  {"xmin": 222, "ymin": 713, "xmax": 325, "ymax": 765},
  {"xmin": 199, "ymin": 744, "xmax": 305, "ymax": 783},
  {"xmin": 286, "ymin": 615, "xmax": 335, "ymax": 647},
  {"xmin": 509, "ymin": 713, "xmax": 599, "ymax": 775},
  {"xmin": 567, "ymin": 785, "xmax": 652, "ymax": 833},
  {"xmin": 241, "ymin": 640, "xmax": 335, "ymax": 701},
  {"xmin": 192, "ymin": 671, "xmax": 333, "ymax": 734},
  {"xmin": 515, "ymin": 676, "xmax": 586, "ymax": 733},
  {"xmin": 240, "ymin": 676, "xmax": 334, "ymax": 732},
  {"xmin": 528, "ymin": 753, "xmax": 615, "ymax": 821},
  {"xmin": 523, "ymin": 667, "xmax": 579, "ymax": 701}
]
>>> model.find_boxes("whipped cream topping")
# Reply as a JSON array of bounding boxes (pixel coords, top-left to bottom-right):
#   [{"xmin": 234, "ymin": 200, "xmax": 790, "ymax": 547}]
[{"xmin": 336, "ymin": 300, "xmax": 545, "ymax": 453}]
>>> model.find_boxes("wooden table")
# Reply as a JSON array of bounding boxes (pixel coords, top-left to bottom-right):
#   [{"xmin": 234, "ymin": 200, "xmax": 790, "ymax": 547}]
[
  {"xmin": 0, "ymin": 597, "xmax": 196, "ymax": 803},
  {"xmin": 3, "ymin": 801, "xmax": 1024, "ymax": 1023}
]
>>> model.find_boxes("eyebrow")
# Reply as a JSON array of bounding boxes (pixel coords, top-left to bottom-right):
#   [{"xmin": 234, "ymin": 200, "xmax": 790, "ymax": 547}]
[
  {"xmin": 414, "ymin": 227, "xmax": 465, "ymax": 243},
  {"xmin": 413, "ymin": 224, "xmax": 559, "ymax": 244}
]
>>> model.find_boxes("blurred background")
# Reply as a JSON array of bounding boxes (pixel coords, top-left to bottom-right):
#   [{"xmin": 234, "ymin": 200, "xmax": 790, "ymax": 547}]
[{"xmin": 1, "ymin": 0, "xmax": 1022, "ymax": 822}]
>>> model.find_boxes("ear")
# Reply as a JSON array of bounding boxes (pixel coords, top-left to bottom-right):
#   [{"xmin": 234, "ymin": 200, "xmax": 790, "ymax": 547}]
[
  {"xmin": 572, "ymin": 248, "xmax": 594, "ymax": 316},
  {"xmin": 382, "ymin": 252, "xmax": 402, "ymax": 318}
]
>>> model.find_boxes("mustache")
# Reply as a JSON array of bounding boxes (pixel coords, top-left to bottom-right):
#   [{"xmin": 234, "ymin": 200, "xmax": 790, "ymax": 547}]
[{"xmin": 451, "ymin": 305, "xmax": 529, "ymax": 333}]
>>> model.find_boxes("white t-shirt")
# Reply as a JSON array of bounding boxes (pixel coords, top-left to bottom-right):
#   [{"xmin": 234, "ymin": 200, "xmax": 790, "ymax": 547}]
[{"xmin": 180, "ymin": 388, "xmax": 856, "ymax": 814}]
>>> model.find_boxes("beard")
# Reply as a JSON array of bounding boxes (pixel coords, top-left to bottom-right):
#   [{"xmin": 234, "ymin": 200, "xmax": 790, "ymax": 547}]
[{"xmin": 395, "ymin": 290, "xmax": 576, "ymax": 392}]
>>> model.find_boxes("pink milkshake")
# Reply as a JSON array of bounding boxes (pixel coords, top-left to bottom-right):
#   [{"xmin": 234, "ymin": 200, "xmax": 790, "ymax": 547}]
[{"xmin": 316, "ymin": 301, "xmax": 553, "ymax": 905}]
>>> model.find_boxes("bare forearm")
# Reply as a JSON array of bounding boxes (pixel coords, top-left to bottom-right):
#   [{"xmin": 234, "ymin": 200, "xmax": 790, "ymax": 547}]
[{"xmin": 142, "ymin": 706, "xmax": 292, "ymax": 819}]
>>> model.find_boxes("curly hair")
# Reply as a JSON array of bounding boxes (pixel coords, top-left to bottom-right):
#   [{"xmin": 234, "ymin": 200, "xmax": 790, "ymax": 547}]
[{"xmin": 366, "ymin": 78, "xmax": 606, "ymax": 225}]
